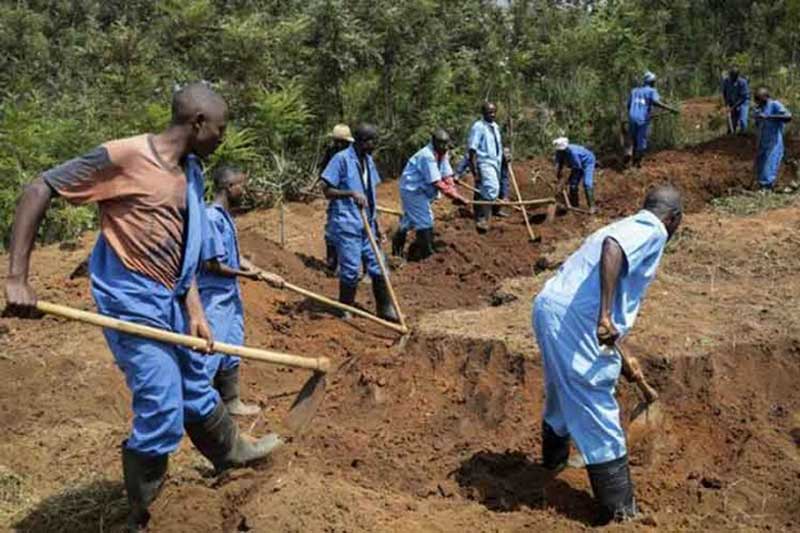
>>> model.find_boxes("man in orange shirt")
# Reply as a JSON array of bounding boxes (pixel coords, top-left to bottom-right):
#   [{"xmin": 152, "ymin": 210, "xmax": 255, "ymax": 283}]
[{"xmin": 4, "ymin": 83, "xmax": 282, "ymax": 531}]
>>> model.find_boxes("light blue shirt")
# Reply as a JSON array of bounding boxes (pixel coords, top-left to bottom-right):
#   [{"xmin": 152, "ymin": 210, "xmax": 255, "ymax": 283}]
[
  {"xmin": 756, "ymin": 99, "xmax": 790, "ymax": 150},
  {"xmin": 399, "ymin": 143, "xmax": 453, "ymax": 199},
  {"xmin": 555, "ymin": 144, "xmax": 595, "ymax": 170},
  {"xmin": 628, "ymin": 86, "xmax": 661, "ymax": 125},
  {"xmin": 468, "ymin": 119, "xmax": 503, "ymax": 170},
  {"xmin": 540, "ymin": 209, "xmax": 668, "ymax": 338},
  {"xmin": 321, "ymin": 145, "xmax": 382, "ymax": 235}
]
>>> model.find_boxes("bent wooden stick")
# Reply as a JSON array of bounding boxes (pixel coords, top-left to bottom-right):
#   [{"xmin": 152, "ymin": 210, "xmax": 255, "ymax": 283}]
[
  {"xmin": 507, "ymin": 164, "xmax": 537, "ymax": 242},
  {"xmin": 36, "ymin": 301, "xmax": 331, "ymax": 372},
  {"xmin": 561, "ymin": 190, "xmax": 592, "ymax": 215},
  {"xmin": 252, "ymin": 268, "xmax": 407, "ymax": 334},
  {"xmin": 376, "ymin": 205, "xmax": 403, "ymax": 217},
  {"xmin": 359, "ymin": 208, "xmax": 408, "ymax": 330},
  {"xmin": 456, "ymin": 180, "xmax": 524, "ymax": 214}
]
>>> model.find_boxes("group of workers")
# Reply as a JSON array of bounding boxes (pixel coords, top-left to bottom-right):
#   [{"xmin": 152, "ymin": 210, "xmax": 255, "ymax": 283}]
[{"xmin": 0, "ymin": 67, "xmax": 794, "ymax": 530}]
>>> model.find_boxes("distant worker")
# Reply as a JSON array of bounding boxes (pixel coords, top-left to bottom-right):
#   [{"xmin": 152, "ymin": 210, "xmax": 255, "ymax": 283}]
[
  {"xmin": 199, "ymin": 166, "xmax": 273, "ymax": 417},
  {"xmin": 392, "ymin": 129, "xmax": 468, "ymax": 260},
  {"xmin": 3, "ymin": 83, "xmax": 282, "ymax": 531},
  {"xmin": 753, "ymin": 87, "xmax": 792, "ymax": 191},
  {"xmin": 468, "ymin": 101, "xmax": 508, "ymax": 232},
  {"xmin": 320, "ymin": 124, "xmax": 354, "ymax": 275},
  {"xmin": 553, "ymin": 137, "xmax": 597, "ymax": 214},
  {"xmin": 721, "ymin": 68, "xmax": 750, "ymax": 134},
  {"xmin": 321, "ymin": 123, "xmax": 399, "ymax": 322},
  {"xmin": 532, "ymin": 184, "xmax": 683, "ymax": 524},
  {"xmin": 627, "ymin": 71, "xmax": 679, "ymax": 167}
]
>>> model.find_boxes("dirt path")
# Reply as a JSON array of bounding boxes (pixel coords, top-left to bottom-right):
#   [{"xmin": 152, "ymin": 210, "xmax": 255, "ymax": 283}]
[{"xmin": 1, "ymin": 131, "xmax": 799, "ymax": 532}]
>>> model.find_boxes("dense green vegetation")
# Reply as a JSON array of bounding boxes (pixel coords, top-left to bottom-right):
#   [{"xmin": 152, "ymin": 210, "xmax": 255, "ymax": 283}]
[{"xmin": 1, "ymin": 0, "xmax": 799, "ymax": 245}]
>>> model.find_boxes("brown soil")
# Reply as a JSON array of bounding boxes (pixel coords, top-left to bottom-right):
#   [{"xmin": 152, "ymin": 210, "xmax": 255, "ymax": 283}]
[{"xmin": 2, "ymin": 130, "xmax": 800, "ymax": 532}]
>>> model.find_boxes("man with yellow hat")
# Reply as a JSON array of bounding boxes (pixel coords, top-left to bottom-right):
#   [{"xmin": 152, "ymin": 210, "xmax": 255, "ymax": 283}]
[{"xmin": 320, "ymin": 124, "xmax": 354, "ymax": 274}]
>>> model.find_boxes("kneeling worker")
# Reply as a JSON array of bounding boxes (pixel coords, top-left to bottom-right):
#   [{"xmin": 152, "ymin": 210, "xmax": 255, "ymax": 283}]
[
  {"xmin": 392, "ymin": 129, "xmax": 468, "ymax": 260},
  {"xmin": 532, "ymin": 184, "xmax": 682, "ymax": 523}
]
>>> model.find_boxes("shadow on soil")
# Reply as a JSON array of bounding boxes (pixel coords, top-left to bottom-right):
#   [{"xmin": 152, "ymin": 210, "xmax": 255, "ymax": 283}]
[
  {"xmin": 14, "ymin": 479, "xmax": 127, "ymax": 533},
  {"xmin": 453, "ymin": 450, "xmax": 598, "ymax": 526}
]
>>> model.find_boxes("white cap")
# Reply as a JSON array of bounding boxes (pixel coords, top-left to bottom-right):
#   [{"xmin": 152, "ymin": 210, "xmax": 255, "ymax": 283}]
[
  {"xmin": 553, "ymin": 137, "xmax": 569, "ymax": 151},
  {"xmin": 330, "ymin": 124, "xmax": 354, "ymax": 142},
  {"xmin": 643, "ymin": 71, "xmax": 657, "ymax": 83}
]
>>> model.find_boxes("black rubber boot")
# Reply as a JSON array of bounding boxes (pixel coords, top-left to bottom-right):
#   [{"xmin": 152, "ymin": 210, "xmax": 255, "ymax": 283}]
[
  {"xmin": 214, "ymin": 366, "xmax": 260, "ymax": 416},
  {"xmin": 372, "ymin": 276, "xmax": 400, "ymax": 323},
  {"xmin": 336, "ymin": 280, "xmax": 358, "ymax": 318},
  {"xmin": 586, "ymin": 454, "xmax": 638, "ymax": 524},
  {"xmin": 122, "ymin": 445, "xmax": 168, "ymax": 532},
  {"xmin": 568, "ymin": 187, "xmax": 580, "ymax": 208},
  {"xmin": 325, "ymin": 240, "xmax": 338, "ymax": 274},
  {"xmin": 392, "ymin": 229, "xmax": 407, "ymax": 257},
  {"xmin": 585, "ymin": 187, "xmax": 597, "ymax": 214},
  {"xmin": 492, "ymin": 205, "xmax": 510, "ymax": 218},
  {"xmin": 413, "ymin": 228, "xmax": 435, "ymax": 260},
  {"xmin": 475, "ymin": 204, "xmax": 491, "ymax": 234},
  {"xmin": 541, "ymin": 421, "xmax": 570, "ymax": 472},
  {"xmin": 185, "ymin": 402, "xmax": 283, "ymax": 473}
]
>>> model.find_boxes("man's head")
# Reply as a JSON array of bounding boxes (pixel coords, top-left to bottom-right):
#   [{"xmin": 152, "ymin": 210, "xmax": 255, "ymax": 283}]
[
  {"xmin": 212, "ymin": 165, "xmax": 247, "ymax": 205},
  {"xmin": 728, "ymin": 68, "xmax": 739, "ymax": 80},
  {"xmin": 431, "ymin": 128, "xmax": 450, "ymax": 156},
  {"xmin": 643, "ymin": 71, "xmax": 657, "ymax": 86},
  {"xmin": 331, "ymin": 124, "xmax": 354, "ymax": 151},
  {"xmin": 482, "ymin": 102, "xmax": 497, "ymax": 123},
  {"xmin": 553, "ymin": 137, "xmax": 569, "ymax": 152},
  {"xmin": 643, "ymin": 184, "xmax": 682, "ymax": 239},
  {"xmin": 171, "ymin": 82, "xmax": 228, "ymax": 158},
  {"xmin": 353, "ymin": 123, "xmax": 378, "ymax": 155},
  {"xmin": 755, "ymin": 86, "xmax": 770, "ymax": 106}
]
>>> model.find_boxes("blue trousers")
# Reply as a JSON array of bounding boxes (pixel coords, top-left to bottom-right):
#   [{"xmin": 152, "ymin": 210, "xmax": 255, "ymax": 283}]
[
  {"xmin": 200, "ymin": 288, "xmax": 243, "ymax": 380},
  {"xmin": 477, "ymin": 163, "xmax": 500, "ymax": 200},
  {"xmin": 629, "ymin": 121, "xmax": 650, "ymax": 154},
  {"xmin": 335, "ymin": 230, "xmax": 383, "ymax": 285},
  {"xmin": 569, "ymin": 161, "xmax": 596, "ymax": 191},
  {"xmin": 730, "ymin": 103, "xmax": 749, "ymax": 132},
  {"xmin": 756, "ymin": 139, "xmax": 784, "ymax": 188},
  {"xmin": 532, "ymin": 295, "xmax": 626, "ymax": 465},
  {"xmin": 399, "ymin": 189, "xmax": 434, "ymax": 231}
]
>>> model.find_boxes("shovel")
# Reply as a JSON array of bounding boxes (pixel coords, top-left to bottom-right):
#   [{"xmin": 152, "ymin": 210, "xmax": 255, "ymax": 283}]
[
  {"xmin": 35, "ymin": 301, "xmax": 329, "ymax": 434},
  {"xmin": 561, "ymin": 190, "xmax": 593, "ymax": 215}
]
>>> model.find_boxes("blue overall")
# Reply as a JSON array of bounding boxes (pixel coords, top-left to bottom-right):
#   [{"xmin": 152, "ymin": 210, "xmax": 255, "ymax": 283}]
[
  {"xmin": 532, "ymin": 210, "xmax": 668, "ymax": 465},
  {"xmin": 722, "ymin": 76, "xmax": 750, "ymax": 132},
  {"xmin": 468, "ymin": 119, "xmax": 503, "ymax": 200},
  {"xmin": 321, "ymin": 145, "xmax": 383, "ymax": 286},
  {"xmin": 398, "ymin": 143, "xmax": 454, "ymax": 231},
  {"xmin": 91, "ymin": 154, "xmax": 223, "ymax": 457},
  {"xmin": 755, "ymin": 99, "xmax": 790, "ymax": 188},
  {"xmin": 557, "ymin": 144, "xmax": 596, "ymax": 192},
  {"xmin": 628, "ymin": 86, "xmax": 661, "ymax": 153},
  {"xmin": 453, "ymin": 152, "xmax": 507, "ymax": 199},
  {"xmin": 198, "ymin": 204, "xmax": 244, "ymax": 381}
]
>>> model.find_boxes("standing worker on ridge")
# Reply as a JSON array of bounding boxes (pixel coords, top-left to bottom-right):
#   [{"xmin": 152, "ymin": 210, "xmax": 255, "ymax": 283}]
[
  {"xmin": 320, "ymin": 124, "xmax": 354, "ymax": 275},
  {"xmin": 627, "ymin": 71, "xmax": 679, "ymax": 167},
  {"xmin": 3, "ymin": 83, "xmax": 283, "ymax": 532},
  {"xmin": 392, "ymin": 129, "xmax": 468, "ymax": 260},
  {"xmin": 467, "ymin": 101, "xmax": 508, "ymax": 233},
  {"xmin": 321, "ymin": 123, "xmax": 399, "ymax": 322},
  {"xmin": 553, "ymin": 137, "xmax": 598, "ymax": 214},
  {"xmin": 753, "ymin": 86, "xmax": 792, "ymax": 191},
  {"xmin": 532, "ymin": 184, "xmax": 683, "ymax": 524},
  {"xmin": 199, "ymin": 166, "xmax": 281, "ymax": 416},
  {"xmin": 721, "ymin": 68, "xmax": 750, "ymax": 135}
]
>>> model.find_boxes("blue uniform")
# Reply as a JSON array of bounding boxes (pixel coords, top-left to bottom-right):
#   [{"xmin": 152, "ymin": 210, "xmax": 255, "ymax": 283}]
[
  {"xmin": 468, "ymin": 119, "xmax": 503, "ymax": 200},
  {"xmin": 532, "ymin": 210, "xmax": 668, "ymax": 465},
  {"xmin": 198, "ymin": 204, "xmax": 244, "ymax": 381},
  {"xmin": 722, "ymin": 76, "xmax": 750, "ymax": 131},
  {"xmin": 321, "ymin": 145, "xmax": 383, "ymax": 285},
  {"xmin": 755, "ymin": 99, "xmax": 791, "ymax": 188},
  {"xmin": 91, "ymin": 155, "xmax": 223, "ymax": 457},
  {"xmin": 628, "ymin": 86, "xmax": 661, "ymax": 153},
  {"xmin": 454, "ymin": 152, "xmax": 508, "ymax": 199},
  {"xmin": 556, "ymin": 144, "xmax": 596, "ymax": 191},
  {"xmin": 398, "ymin": 143, "xmax": 453, "ymax": 231}
]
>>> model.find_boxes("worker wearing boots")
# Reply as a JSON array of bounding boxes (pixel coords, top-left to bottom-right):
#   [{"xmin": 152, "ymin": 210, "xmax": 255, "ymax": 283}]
[
  {"xmin": 467, "ymin": 101, "xmax": 504, "ymax": 233},
  {"xmin": 627, "ymin": 71, "xmax": 679, "ymax": 167},
  {"xmin": 531, "ymin": 185, "xmax": 682, "ymax": 524},
  {"xmin": 392, "ymin": 129, "xmax": 468, "ymax": 260},
  {"xmin": 320, "ymin": 124, "xmax": 354, "ymax": 275},
  {"xmin": 198, "ymin": 166, "xmax": 265, "ymax": 416},
  {"xmin": 3, "ymin": 83, "xmax": 284, "ymax": 532},
  {"xmin": 553, "ymin": 137, "xmax": 597, "ymax": 214},
  {"xmin": 321, "ymin": 123, "xmax": 400, "ymax": 323}
]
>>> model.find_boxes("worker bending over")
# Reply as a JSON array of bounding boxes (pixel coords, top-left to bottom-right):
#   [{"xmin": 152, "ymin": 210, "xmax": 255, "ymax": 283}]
[
  {"xmin": 532, "ymin": 185, "xmax": 682, "ymax": 523},
  {"xmin": 722, "ymin": 68, "xmax": 750, "ymax": 134},
  {"xmin": 392, "ymin": 129, "xmax": 468, "ymax": 260},
  {"xmin": 753, "ymin": 86, "xmax": 792, "ymax": 191},
  {"xmin": 553, "ymin": 137, "xmax": 597, "ymax": 214}
]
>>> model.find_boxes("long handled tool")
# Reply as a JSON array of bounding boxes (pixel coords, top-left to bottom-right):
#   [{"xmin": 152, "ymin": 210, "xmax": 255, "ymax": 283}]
[
  {"xmin": 725, "ymin": 106, "xmax": 734, "ymax": 134},
  {"xmin": 35, "ymin": 301, "xmax": 328, "ymax": 433},
  {"xmin": 470, "ymin": 198, "xmax": 555, "ymax": 207},
  {"xmin": 507, "ymin": 164, "xmax": 537, "ymax": 242},
  {"xmin": 360, "ymin": 208, "xmax": 407, "ymax": 331},
  {"xmin": 457, "ymin": 180, "xmax": 524, "ymax": 214},
  {"xmin": 561, "ymin": 190, "xmax": 592, "ymax": 215},
  {"xmin": 250, "ymin": 267, "xmax": 408, "ymax": 334},
  {"xmin": 377, "ymin": 205, "xmax": 403, "ymax": 217}
]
